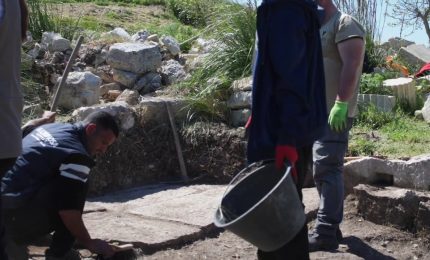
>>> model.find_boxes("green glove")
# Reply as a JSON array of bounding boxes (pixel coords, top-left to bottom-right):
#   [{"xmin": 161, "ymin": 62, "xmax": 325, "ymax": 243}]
[{"xmin": 328, "ymin": 101, "xmax": 348, "ymax": 132}]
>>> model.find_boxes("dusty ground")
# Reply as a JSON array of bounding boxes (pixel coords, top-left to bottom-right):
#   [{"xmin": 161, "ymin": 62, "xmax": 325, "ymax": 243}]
[
  {"xmin": 27, "ymin": 195, "xmax": 430, "ymax": 260},
  {"xmin": 141, "ymin": 196, "xmax": 430, "ymax": 260}
]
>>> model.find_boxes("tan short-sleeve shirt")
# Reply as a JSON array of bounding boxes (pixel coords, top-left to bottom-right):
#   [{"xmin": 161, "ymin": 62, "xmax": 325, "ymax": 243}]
[{"xmin": 320, "ymin": 11, "xmax": 365, "ymax": 117}]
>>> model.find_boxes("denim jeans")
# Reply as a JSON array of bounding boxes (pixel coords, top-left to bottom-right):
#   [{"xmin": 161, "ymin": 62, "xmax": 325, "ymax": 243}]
[{"xmin": 312, "ymin": 119, "xmax": 353, "ymax": 238}]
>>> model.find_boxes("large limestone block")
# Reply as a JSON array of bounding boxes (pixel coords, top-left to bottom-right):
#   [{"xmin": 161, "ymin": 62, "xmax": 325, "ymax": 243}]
[
  {"xmin": 354, "ymin": 184, "xmax": 430, "ymax": 232},
  {"xmin": 72, "ymin": 101, "xmax": 135, "ymax": 131},
  {"xmin": 56, "ymin": 72, "xmax": 102, "ymax": 110},
  {"xmin": 41, "ymin": 32, "xmax": 71, "ymax": 52},
  {"xmin": 134, "ymin": 97, "xmax": 188, "ymax": 127},
  {"xmin": 398, "ymin": 44, "xmax": 430, "ymax": 67},
  {"xmin": 383, "ymin": 77, "xmax": 416, "ymax": 106},
  {"xmin": 344, "ymin": 155, "xmax": 430, "ymax": 195},
  {"xmin": 107, "ymin": 43, "xmax": 162, "ymax": 74}
]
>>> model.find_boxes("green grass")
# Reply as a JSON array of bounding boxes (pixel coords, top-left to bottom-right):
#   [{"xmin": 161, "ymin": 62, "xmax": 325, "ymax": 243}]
[{"xmin": 349, "ymin": 115, "xmax": 430, "ymax": 159}]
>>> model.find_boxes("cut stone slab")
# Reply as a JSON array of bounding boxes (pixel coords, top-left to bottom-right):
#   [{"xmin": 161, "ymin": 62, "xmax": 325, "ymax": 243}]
[
  {"xmin": 398, "ymin": 44, "xmax": 430, "ymax": 67},
  {"xmin": 354, "ymin": 184, "xmax": 430, "ymax": 232},
  {"xmin": 357, "ymin": 94, "xmax": 396, "ymax": 113},
  {"xmin": 83, "ymin": 185, "xmax": 320, "ymax": 250},
  {"xmin": 343, "ymin": 155, "xmax": 430, "ymax": 195}
]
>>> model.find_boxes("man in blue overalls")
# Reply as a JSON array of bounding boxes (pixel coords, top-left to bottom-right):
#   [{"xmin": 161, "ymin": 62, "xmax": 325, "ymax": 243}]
[{"xmin": 247, "ymin": 0, "xmax": 327, "ymax": 259}]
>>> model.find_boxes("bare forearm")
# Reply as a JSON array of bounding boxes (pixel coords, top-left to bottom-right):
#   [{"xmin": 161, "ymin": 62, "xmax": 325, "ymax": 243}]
[
  {"xmin": 59, "ymin": 210, "xmax": 92, "ymax": 247},
  {"xmin": 337, "ymin": 62, "xmax": 361, "ymax": 102}
]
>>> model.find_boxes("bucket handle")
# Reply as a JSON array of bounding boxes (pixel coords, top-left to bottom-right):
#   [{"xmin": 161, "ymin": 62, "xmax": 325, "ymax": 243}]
[{"xmin": 220, "ymin": 159, "xmax": 289, "ymax": 200}]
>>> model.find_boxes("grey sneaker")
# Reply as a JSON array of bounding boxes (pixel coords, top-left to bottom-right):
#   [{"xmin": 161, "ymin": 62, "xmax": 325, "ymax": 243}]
[
  {"xmin": 45, "ymin": 248, "xmax": 81, "ymax": 260},
  {"xmin": 308, "ymin": 233, "xmax": 339, "ymax": 252}
]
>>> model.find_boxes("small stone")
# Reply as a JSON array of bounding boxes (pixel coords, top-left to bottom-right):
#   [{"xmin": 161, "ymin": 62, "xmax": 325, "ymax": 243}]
[
  {"xmin": 147, "ymin": 34, "xmax": 159, "ymax": 43},
  {"xmin": 107, "ymin": 90, "xmax": 122, "ymax": 101}
]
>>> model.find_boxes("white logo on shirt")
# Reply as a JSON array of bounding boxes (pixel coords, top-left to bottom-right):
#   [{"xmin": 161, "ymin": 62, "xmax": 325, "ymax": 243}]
[{"xmin": 31, "ymin": 128, "xmax": 59, "ymax": 147}]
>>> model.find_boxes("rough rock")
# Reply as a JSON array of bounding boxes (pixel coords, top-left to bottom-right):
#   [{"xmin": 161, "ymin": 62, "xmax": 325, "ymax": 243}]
[
  {"xmin": 416, "ymin": 200, "xmax": 430, "ymax": 233},
  {"xmin": 86, "ymin": 65, "xmax": 113, "ymax": 84},
  {"xmin": 382, "ymin": 37, "xmax": 415, "ymax": 51},
  {"xmin": 106, "ymin": 90, "xmax": 122, "ymax": 101},
  {"xmin": 398, "ymin": 44, "xmax": 430, "ymax": 67},
  {"xmin": 131, "ymin": 30, "xmax": 149, "ymax": 43},
  {"xmin": 232, "ymin": 76, "xmax": 253, "ymax": 92},
  {"xmin": 72, "ymin": 101, "xmax": 135, "ymax": 131},
  {"xmin": 160, "ymin": 60, "xmax": 187, "ymax": 85},
  {"xmin": 41, "ymin": 32, "xmax": 71, "ymax": 52},
  {"xmin": 147, "ymin": 34, "xmax": 159, "ymax": 43},
  {"xmin": 115, "ymin": 89, "xmax": 140, "ymax": 106},
  {"xmin": 186, "ymin": 53, "xmax": 208, "ymax": 72},
  {"xmin": 190, "ymin": 38, "xmax": 219, "ymax": 54},
  {"xmin": 422, "ymin": 95, "xmax": 430, "ymax": 123},
  {"xmin": 102, "ymin": 27, "xmax": 131, "ymax": 41},
  {"xmin": 107, "ymin": 43, "xmax": 162, "ymax": 74},
  {"xmin": 135, "ymin": 97, "xmax": 188, "ymax": 126},
  {"xmin": 343, "ymin": 155, "xmax": 430, "ymax": 195},
  {"xmin": 161, "ymin": 36, "xmax": 181, "ymax": 56},
  {"xmin": 95, "ymin": 49, "xmax": 108, "ymax": 67},
  {"xmin": 134, "ymin": 72, "xmax": 162, "ymax": 94},
  {"xmin": 354, "ymin": 184, "xmax": 430, "ymax": 232},
  {"xmin": 80, "ymin": 46, "xmax": 101, "ymax": 66},
  {"xmin": 231, "ymin": 109, "xmax": 251, "ymax": 127},
  {"xmin": 227, "ymin": 91, "xmax": 252, "ymax": 109},
  {"xmin": 56, "ymin": 72, "xmax": 102, "ymax": 110},
  {"xmin": 100, "ymin": 82, "xmax": 122, "ymax": 97},
  {"xmin": 112, "ymin": 68, "xmax": 138, "ymax": 88},
  {"xmin": 28, "ymin": 43, "xmax": 46, "ymax": 59}
]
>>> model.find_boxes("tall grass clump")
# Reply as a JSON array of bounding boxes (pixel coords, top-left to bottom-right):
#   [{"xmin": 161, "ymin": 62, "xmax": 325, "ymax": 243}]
[
  {"xmin": 355, "ymin": 104, "xmax": 398, "ymax": 129},
  {"xmin": 27, "ymin": 0, "xmax": 81, "ymax": 40},
  {"xmin": 182, "ymin": 0, "xmax": 257, "ymax": 119},
  {"xmin": 167, "ymin": 0, "xmax": 219, "ymax": 27}
]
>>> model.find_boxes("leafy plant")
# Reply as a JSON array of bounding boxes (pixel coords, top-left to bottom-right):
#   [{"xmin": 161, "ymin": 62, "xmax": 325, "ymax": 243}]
[
  {"xmin": 355, "ymin": 104, "xmax": 398, "ymax": 129},
  {"xmin": 348, "ymin": 138, "xmax": 377, "ymax": 156},
  {"xmin": 167, "ymin": 0, "xmax": 218, "ymax": 27},
  {"xmin": 359, "ymin": 73, "xmax": 393, "ymax": 95}
]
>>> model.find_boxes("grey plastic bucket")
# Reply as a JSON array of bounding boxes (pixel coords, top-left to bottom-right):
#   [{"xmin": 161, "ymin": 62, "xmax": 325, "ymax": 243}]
[{"xmin": 214, "ymin": 160, "xmax": 305, "ymax": 252}]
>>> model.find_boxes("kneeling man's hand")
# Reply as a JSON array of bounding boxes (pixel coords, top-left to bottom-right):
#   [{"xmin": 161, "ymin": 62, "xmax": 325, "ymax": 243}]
[{"xmin": 88, "ymin": 238, "xmax": 115, "ymax": 258}]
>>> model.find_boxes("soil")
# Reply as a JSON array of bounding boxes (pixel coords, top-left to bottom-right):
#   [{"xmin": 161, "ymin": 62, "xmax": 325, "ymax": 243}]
[{"xmin": 140, "ymin": 196, "xmax": 430, "ymax": 260}]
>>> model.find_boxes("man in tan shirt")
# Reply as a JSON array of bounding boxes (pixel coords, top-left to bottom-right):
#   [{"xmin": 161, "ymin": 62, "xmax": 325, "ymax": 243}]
[{"xmin": 309, "ymin": 0, "xmax": 365, "ymax": 252}]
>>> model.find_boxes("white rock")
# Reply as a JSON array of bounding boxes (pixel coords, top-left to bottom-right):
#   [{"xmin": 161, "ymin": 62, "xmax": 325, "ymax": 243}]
[
  {"xmin": 231, "ymin": 76, "xmax": 253, "ymax": 92},
  {"xmin": 41, "ymin": 32, "xmax": 71, "ymax": 52},
  {"xmin": 161, "ymin": 36, "xmax": 181, "ymax": 56},
  {"xmin": 112, "ymin": 68, "xmax": 138, "ymax": 88},
  {"xmin": 56, "ymin": 72, "xmax": 102, "ymax": 110},
  {"xmin": 107, "ymin": 43, "xmax": 162, "ymax": 74},
  {"xmin": 102, "ymin": 27, "xmax": 131, "ymax": 42},
  {"xmin": 132, "ymin": 30, "xmax": 149, "ymax": 43},
  {"xmin": 72, "ymin": 101, "xmax": 135, "ymax": 131},
  {"xmin": 160, "ymin": 60, "xmax": 187, "ymax": 85},
  {"xmin": 116, "ymin": 89, "xmax": 140, "ymax": 106}
]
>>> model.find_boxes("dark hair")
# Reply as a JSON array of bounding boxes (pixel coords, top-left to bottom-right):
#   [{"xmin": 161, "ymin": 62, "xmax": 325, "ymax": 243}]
[{"xmin": 82, "ymin": 111, "xmax": 120, "ymax": 137}]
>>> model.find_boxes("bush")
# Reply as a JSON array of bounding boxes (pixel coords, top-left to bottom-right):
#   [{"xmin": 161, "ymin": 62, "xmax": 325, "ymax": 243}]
[
  {"xmin": 359, "ymin": 73, "xmax": 393, "ymax": 95},
  {"xmin": 27, "ymin": 0, "xmax": 81, "ymax": 40},
  {"xmin": 355, "ymin": 104, "xmax": 398, "ymax": 129},
  {"xmin": 181, "ymin": 1, "xmax": 257, "ymax": 119},
  {"xmin": 167, "ymin": 0, "xmax": 217, "ymax": 27}
]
